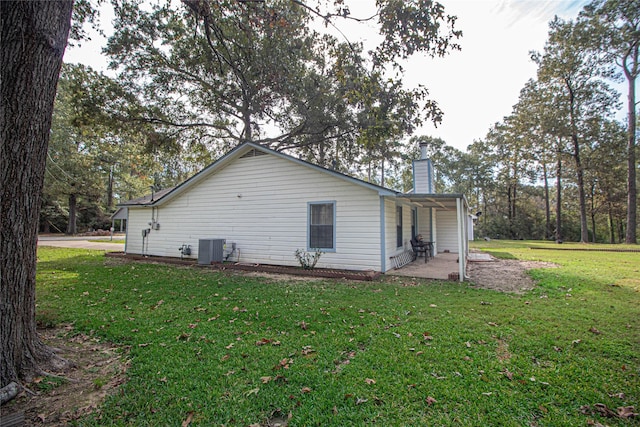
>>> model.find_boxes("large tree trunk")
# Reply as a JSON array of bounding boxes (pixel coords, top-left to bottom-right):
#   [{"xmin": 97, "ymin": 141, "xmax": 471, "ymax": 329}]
[
  {"xmin": 106, "ymin": 165, "xmax": 114, "ymax": 210},
  {"xmin": 572, "ymin": 133, "xmax": 589, "ymax": 243},
  {"xmin": 1, "ymin": 1, "xmax": 74, "ymax": 388},
  {"xmin": 591, "ymin": 209, "xmax": 597, "ymax": 243},
  {"xmin": 566, "ymin": 83, "xmax": 589, "ymax": 243},
  {"xmin": 66, "ymin": 193, "xmax": 77, "ymax": 235},
  {"xmin": 608, "ymin": 202, "xmax": 616, "ymax": 244},
  {"xmin": 624, "ymin": 61, "xmax": 637, "ymax": 244},
  {"xmin": 555, "ymin": 144, "xmax": 563, "ymax": 242},
  {"xmin": 542, "ymin": 162, "xmax": 552, "ymax": 240}
]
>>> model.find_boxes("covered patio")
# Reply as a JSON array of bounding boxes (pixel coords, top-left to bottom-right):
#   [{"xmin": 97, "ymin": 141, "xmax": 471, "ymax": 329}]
[
  {"xmin": 387, "ymin": 252, "xmax": 461, "ymax": 280},
  {"xmin": 395, "ymin": 193, "xmax": 471, "ymax": 281}
]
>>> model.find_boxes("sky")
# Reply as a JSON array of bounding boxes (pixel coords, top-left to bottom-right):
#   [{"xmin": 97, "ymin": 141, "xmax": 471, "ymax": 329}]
[
  {"xmin": 403, "ymin": 0, "xmax": 591, "ymax": 151},
  {"xmin": 64, "ymin": 0, "xmax": 594, "ymax": 152}
]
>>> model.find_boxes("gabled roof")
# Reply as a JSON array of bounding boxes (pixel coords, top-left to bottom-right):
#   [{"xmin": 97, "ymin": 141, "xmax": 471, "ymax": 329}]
[
  {"xmin": 110, "ymin": 207, "xmax": 129, "ymax": 219},
  {"xmin": 118, "ymin": 142, "xmax": 398, "ymax": 207},
  {"xmin": 118, "ymin": 187, "xmax": 176, "ymax": 207}
]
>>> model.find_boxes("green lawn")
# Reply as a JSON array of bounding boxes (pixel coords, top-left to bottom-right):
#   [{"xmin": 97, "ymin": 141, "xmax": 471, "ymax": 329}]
[
  {"xmin": 88, "ymin": 239, "xmax": 126, "ymax": 244},
  {"xmin": 35, "ymin": 244, "xmax": 639, "ymax": 426}
]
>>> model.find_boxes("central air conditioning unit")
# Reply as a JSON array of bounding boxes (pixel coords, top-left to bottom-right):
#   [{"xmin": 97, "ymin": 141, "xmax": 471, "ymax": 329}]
[{"xmin": 198, "ymin": 239, "xmax": 225, "ymax": 265}]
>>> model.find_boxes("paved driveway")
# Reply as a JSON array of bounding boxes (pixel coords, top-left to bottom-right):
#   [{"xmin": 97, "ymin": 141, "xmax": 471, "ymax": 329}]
[{"xmin": 37, "ymin": 235, "xmax": 125, "ymax": 252}]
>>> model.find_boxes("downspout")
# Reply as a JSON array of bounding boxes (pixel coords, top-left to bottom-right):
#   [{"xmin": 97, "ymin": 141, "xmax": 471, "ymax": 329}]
[
  {"xmin": 124, "ymin": 208, "xmax": 129, "ymax": 254},
  {"xmin": 429, "ymin": 208, "xmax": 434, "ymax": 257},
  {"xmin": 379, "ymin": 196, "xmax": 386, "ymax": 272},
  {"xmin": 456, "ymin": 198, "xmax": 465, "ymax": 282}
]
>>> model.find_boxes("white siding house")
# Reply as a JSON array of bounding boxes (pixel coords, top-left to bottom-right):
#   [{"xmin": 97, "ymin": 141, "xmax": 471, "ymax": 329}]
[{"xmin": 120, "ymin": 142, "xmax": 471, "ymax": 278}]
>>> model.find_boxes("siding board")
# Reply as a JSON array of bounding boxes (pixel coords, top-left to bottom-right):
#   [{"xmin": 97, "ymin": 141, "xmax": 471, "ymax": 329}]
[
  {"xmin": 436, "ymin": 210, "xmax": 459, "ymax": 253},
  {"xmin": 127, "ymin": 153, "xmax": 383, "ymax": 271}
]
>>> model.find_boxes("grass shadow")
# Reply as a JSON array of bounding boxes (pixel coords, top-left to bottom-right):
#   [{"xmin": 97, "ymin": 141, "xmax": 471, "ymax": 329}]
[{"xmin": 483, "ymin": 250, "xmax": 517, "ymax": 260}]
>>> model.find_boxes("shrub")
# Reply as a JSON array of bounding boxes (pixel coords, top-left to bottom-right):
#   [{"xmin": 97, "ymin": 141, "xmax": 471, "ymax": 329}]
[{"xmin": 294, "ymin": 248, "xmax": 323, "ymax": 269}]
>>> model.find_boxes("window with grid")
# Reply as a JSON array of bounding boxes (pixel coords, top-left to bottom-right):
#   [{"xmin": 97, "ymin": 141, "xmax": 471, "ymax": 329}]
[
  {"xmin": 396, "ymin": 205, "xmax": 403, "ymax": 248},
  {"xmin": 309, "ymin": 202, "xmax": 335, "ymax": 250},
  {"xmin": 411, "ymin": 208, "xmax": 417, "ymax": 239}
]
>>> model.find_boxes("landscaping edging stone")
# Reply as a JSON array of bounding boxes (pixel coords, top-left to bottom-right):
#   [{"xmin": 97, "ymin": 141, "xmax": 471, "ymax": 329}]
[{"xmin": 105, "ymin": 252, "xmax": 381, "ymax": 281}]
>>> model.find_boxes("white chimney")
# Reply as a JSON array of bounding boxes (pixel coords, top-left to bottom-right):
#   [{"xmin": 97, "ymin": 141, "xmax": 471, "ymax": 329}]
[
  {"xmin": 413, "ymin": 142, "xmax": 435, "ymax": 193},
  {"xmin": 420, "ymin": 141, "xmax": 428, "ymax": 160}
]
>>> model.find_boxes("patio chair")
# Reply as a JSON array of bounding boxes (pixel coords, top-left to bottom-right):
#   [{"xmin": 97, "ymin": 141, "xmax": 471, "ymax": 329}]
[{"xmin": 410, "ymin": 237, "xmax": 429, "ymax": 263}]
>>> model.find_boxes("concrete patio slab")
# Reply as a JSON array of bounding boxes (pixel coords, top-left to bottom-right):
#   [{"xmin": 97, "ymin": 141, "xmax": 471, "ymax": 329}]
[{"xmin": 386, "ymin": 252, "xmax": 460, "ymax": 280}]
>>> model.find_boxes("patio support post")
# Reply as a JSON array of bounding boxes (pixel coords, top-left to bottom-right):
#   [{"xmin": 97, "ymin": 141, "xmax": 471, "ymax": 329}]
[{"xmin": 456, "ymin": 198, "xmax": 465, "ymax": 282}]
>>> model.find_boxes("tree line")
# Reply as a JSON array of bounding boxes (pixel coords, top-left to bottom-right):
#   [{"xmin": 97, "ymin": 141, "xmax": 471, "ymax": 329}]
[{"xmin": 461, "ymin": 0, "xmax": 638, "ymax": 244}]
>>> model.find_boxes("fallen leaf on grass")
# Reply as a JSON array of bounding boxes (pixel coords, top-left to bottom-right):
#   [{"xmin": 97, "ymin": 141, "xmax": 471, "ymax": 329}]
[
  {"xmin": 581, "ymin": 403, "xmax": 638, "ymax": 419},
  {"xmin": 300, "ymin": 321, "xmax": 308, "ymax": 330},
  {"xmin": 255, "ymin": 338, "xmax": 272, "ymax": 346},
  {"xmin": 176, "ymin": 333, "xmax": 191, "ymax": 341},
  {"xmin": 616, "ymin": 406, "xmax": 638, "ymax": 418},
  {"xmin": 301, "ymin": 346, "xmax": 315, "ymax": 356},
  {"xmin": 181, "ymin": 411, "xmax": 194, "ymax": 427},
  {"xmin": 355, "ymin": 397, "xmax": 368, "ymax": 405},
  {"xmin": 273, "ymin": 358, "xmax": 292, "ymax": 370},
  {"xmin": 426, "ymin": 396, "xmax": 437, "ymax": 405},
  {"xmin": 365, "ymin": 378, "xmax": 376, "ymax": 385},
  {"xmin": 487, "ymin": 322, "xmax": 498, "ymax": 327},
  {"xmin": 260, "ymin": 376, "xmax": 272, "ymax": 384},
  {"xmin": 589, "ymin": 327, "xmax": 602, "ymax": 335},
  {"xmin": 245, "ymin": 387, "xmax": 260, "ymax": 396},
  {"xmin": 501, "ymin": 369, "xmax": 514, "ymax": 380},
  {"xmin": 301, "ymin": 387, "xmax": 312, "ymax": 394}
]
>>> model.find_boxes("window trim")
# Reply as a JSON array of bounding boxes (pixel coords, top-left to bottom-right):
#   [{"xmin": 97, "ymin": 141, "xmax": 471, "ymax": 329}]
[
  {"xmin": 411, "ymin": 207, "xmax": 418, "ymax": 240},
  {"xmin": 307, "ymin": 201, "xmax": 336, "ymax": 252},
  {"xmin": 396, "ymin": 205, "xmax": 403, "ymax": 248}
]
